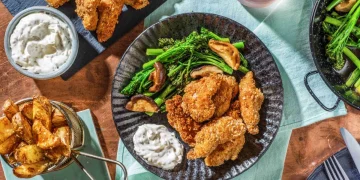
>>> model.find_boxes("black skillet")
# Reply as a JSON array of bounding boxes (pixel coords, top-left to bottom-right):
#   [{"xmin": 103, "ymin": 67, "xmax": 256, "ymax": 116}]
[{"xmin": 307, "ymin": 0, "xmax": 360, "ymax": 111}]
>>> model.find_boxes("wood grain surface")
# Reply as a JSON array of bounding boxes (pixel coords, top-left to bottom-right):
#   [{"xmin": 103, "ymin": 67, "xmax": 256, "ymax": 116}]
[
  {"xmin": 0, "ymin": 2, "xmax": 144, "ymax": 179},
  {"xmin": 282, "ymin": 104, "xmax": 360, "ymax": 179}
]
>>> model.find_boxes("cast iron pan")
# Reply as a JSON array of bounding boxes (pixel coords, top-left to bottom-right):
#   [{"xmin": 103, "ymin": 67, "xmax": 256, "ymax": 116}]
[
  {"xmin": 308, "ymin": 0, "xmax": 360, "ymax": 111},
  {"xmin": 111, "ymin": 13, "xmax": 283, "ymax": 179}
]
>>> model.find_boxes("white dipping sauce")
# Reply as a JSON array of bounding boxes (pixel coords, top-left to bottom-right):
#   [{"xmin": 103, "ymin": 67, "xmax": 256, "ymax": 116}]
[
  {"xmin": 10, "ymin": 13, "xmax": 72, "ymax": 74},
  {"xmin": 133, "ymin": 124, "xmax": 183, "ymax": 170}
]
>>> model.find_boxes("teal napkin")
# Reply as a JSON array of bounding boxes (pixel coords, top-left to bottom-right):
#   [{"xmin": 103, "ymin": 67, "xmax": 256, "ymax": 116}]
[
  {"xmin": 1, "ymin": 109, "xmax": 111, "ymax": 180},
  {"xmin": 116, "ymin": 0, "xmax": 348, "ymax": 179}
]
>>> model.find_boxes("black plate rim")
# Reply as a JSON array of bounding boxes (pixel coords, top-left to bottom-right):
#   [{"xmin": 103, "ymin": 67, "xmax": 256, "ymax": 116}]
[
  {"xmin": 309, "ymin": 0, "xmax": 360, "ymax": 110},
  {"xmin": 111, "ymin": 12, "xmax": 284, "ymax": 179}
]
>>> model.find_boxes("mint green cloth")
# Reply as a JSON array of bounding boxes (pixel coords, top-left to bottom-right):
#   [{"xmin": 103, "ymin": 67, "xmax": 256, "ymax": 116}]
[
  {"xmin": 116, "ymin": 0, "xmax": 348, "ymax": 179},
  {"xmin": 0, "ymin": 109, "xmax": 110, "ymax": 180}
]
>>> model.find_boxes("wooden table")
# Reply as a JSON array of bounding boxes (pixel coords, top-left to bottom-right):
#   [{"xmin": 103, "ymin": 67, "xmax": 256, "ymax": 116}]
[{"xmin": 0, "ymin": 3, "xmax": 144, "ymax": 179}]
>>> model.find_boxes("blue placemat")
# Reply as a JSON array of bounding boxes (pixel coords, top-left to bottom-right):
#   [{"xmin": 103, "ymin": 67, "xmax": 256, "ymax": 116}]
[
  {"xmin": 0, "ymin": 109, "xmax": 111, "ymax": 180},
  {"xmin": 1, "ymin": 0, "xmax": 166, "ymax": 80}
]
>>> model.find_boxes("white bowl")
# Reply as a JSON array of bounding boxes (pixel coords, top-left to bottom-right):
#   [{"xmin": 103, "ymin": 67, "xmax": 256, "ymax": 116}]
[{"xmin": 4, "ymin": 6, "xmax": 79, "ymax": 80}]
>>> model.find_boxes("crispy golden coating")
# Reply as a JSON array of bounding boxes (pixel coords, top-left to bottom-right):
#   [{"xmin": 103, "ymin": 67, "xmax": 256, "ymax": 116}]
[
  {"xmin": 239, "ymin": 72, "xmax": 264, "ymax": 135},
  {"xmin": 187, "ymin": 116, "xmax": 246, "ymax": 159},
  {"xmin": 212, "ymin": 74, "xmax": 238, "ymax": 117},
  {"xmin": 45, "ymin": 0, "xmax": 69, "ymax": 8},
  {"xmin": 0, "ymin": 134, "xmax": 20, "ymax": 155},
  {"xmin": 75, "ymin": 0, "xmax": 101, "ymax": 31},
  {"xmin": 124, "ymin": 0, "xmax": 149, "ymax": 9},
  {"xmin": 0, "ymin": 116, "xmax": 15, "ymax": 143},
  {"xmin": 14, "ymin": 145, "xmax": 45, "ymax": 164},
  {"xmin": 3, "ymin": 99, "xmax": 19, "ymax": 120},
  {"xmin": 224, "ymin": 100, "xmax": 242, "ymax": 120},
  {"xmin": 32, "ymin": 120, "xmax": 61, "ymax": 150},
  {"xmin": 13, "ymin": 161, "xmax": 49, "ymax": 178},
  {"xmin": 51, "ymin": 108, "xmax": 67, "ymax": 127},
  {"xmin": 204, "ymin": 135, "xmax": 245, "ymax": 166},
  {"xmin": 96, "ymin": 0, "xmax": 124, "ymax": 42},
  {"xmin": 12, "ymin": 112, "xmax": 34, "ymax": 144},
  {"xmin": 19, "ymin": 102, "xmax": 33, "ymax": 122},
  {"xmin": 182, "ymin": 75, "xmax": 222, "ymax": 122},
  {"xmin": 33, "ymin": 96, "xmax": 52, "ymax": 131},
  {"xmin": 165, "ymin": 95, "xmax": 202, "ymax": 147}
]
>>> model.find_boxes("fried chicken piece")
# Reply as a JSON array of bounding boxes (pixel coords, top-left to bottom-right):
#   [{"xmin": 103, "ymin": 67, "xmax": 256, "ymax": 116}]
[
  {"xmin": 212, "ymin": 74, "xmax": 238, "ymax": 117},
  {"xmin": 124, "ymin": 0, "xmax": 149, "ymax": 9},
  {"xmin": 166, "ymin": 95, "xmax": 202, "ymax": 147},
  {"xmin": 96, "ymin": 0, "xmax": 124, "ymax": 42},
  {"xmin": 45, "ymin": 0, "xmax": 69, "ymax": 8},
  {"xmin": 187, "ymin": 116, "xmax": 246, "ymax": 159},
  {"xmin": 239, "ymin": 71, "xmax": 264, "ymax": 135},
  {"xmin": 75, "ymin": 0, "xmax": 101, "ymax": 31},
  {"xmin": 182, "ymin": 75, "xmax": 222, "ymax": 122},
  {"xmin": 224, "ymin": 100, "xmax": 242, "ymax": 120},
  {"xmin": 204, "ymin": 135, "xmax": 245, "ymax": 166}
]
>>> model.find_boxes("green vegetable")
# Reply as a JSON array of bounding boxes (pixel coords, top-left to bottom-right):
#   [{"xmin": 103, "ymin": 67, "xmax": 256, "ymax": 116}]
[
  {"xmin": 233, "ymin": 41, "xmax": 245, "ymax": 49},
  {"xmin": 200, "ymin": 27, "xmax": 230, "ymax": 42},
  {"xmin": 120, "ymin": 67, "xmax": 154, "ymax": 95},
  {"xmin": 326, "ymin": 1, "xmax": 360, "ymax": 70},
  {"xmin": 343, "ymin": 47, "xmax": 360, "ymax": 69},
  {"xmin": 346, "ymin": 69, "xmax": 360, "ymax": 87},
  {"xmin": 239, "ymin": 66, "xmax": 250, "ymax": 74},
  {"xmin": 344, "ymin": 90, "xmax": 360, "ymax": 102},
  {"xmin": 324, "ymin": 16, "xmax": 360, "ymax": 37},
  {"xmin": 146, "ymin": 49, "xmax": 165, "ymax": 56},
  {"xmin": 326, "ymin": 0, "xmax": 342, "ymax": 11}
]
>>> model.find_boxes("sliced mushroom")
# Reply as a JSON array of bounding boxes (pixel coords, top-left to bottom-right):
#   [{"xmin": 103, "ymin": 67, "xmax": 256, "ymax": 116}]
[
  {"xmin": 335, "ymin": 0, "xmax": 356, "ymax": 12},
  {"xmin": 208, "ymin": 39, "xmax": 240, "ymax": 70},
  {"xmin": 125, "ymin": 95, "xmax": 159, "ymax": 113},
  {"xmin": 148, "ymin": 62, "xmax": 167, "ymax": 92},
  {"xmin": 190, "ymin": 65, "xmax": 224, "ymax": 79}
]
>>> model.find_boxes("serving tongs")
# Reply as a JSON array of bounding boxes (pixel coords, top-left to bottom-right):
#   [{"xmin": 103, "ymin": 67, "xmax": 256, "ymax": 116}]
[{"xmin": 5, "ymin": 98, "xmax": 128, "ymax": 180}]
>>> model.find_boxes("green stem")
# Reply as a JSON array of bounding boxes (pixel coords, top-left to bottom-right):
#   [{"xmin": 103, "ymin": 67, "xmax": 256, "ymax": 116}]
[
  {"xmin": 346, "ymin": 69, "xmax": 360, "ymax": 87},
  {"xmin": 146, "ymin": 49, "xmax": 165, "ymax": 56},
  {"xmin": 238, "ymin": 66, "xmax": 250, "ymax": 74},
  {"xmin": 355, "ymin": 77, "xmax": 360, "ymax": 88},
  {"xmin": 344, "ymin": 47, "xmax": 360, "ymax": 69},
  {"xmin": 233, "ymin": 41, "xmax": 245, "ymax": 49},
  {"xmin": 326, "ymin": 0, "xmax": 342, "ymax": 11},
  {"xmin": 324, "ymin": 16, "xmax": 360, "ymax": 35}
]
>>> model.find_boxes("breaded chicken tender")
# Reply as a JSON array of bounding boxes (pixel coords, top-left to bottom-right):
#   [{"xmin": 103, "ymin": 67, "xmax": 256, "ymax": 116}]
[
  {"xmin": 45, "ymin": 0, "xmax": 69, "ymax": 8},
  {"xmin": 165, "ymin": 95, "xmax": 202, "ymax": 147},
  {"xmin": 75, "ymin": 0, "xmax": 101, "ymax": 31},
  {"xmin": 204, "ymin": 135, "xmax": 245, "ymax": 166},
  {"xmin": 239, "ymin": 72, "xmax": 264, "ymax": 135},
  {"xmin": 124, "ymin": 0, "xmax": 149, "ymax": 9},
  {"xmin": 224, "ymin": 100, "xmax": 242, "ymax": 120},
  {"xmin": 212, "ymin": 74, "xmax": 238, "ymax": 117},
  {"xmin": 181, "ymin": 75, "xmax": 222, "ymax": 122},
  {"xmin": 187, "ymin": 116, "xmax": 246, "ymax": 159},
  {"xmin": 96, "ymin": 0, "xmax": 124, "ymax": 42}
]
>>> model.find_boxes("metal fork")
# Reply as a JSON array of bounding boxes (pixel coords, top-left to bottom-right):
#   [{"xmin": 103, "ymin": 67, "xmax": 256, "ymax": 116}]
[{"xmin": 324, "ymin": 156, "xmax": 349, "ymax": 180}]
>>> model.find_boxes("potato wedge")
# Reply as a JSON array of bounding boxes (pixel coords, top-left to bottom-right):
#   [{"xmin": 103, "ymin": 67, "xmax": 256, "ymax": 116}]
[
  {"xmin": 0, "ymin": 134, "xmax": 20, "ymax": 155},
  {"xmin": 54, "ymin": 126, "xmax": 71, "ymax": 156},
  {"xmin": 51, "ymin": 108, "xmax": 67, "ymax": 127},
  {"xmin": 2, "ymin": 99, "xmax": 19, "ymax": 120},
  {"xmin": 0, "ymin": 116, "xmax": 15, "ymax": 143},
  {"xmin": 13, "ymin": 161, "xmax": 49, "ymax": 178},
  {"xmin": 44, "ymin": 146, "xmax": 65, "ymax": 163},
  {"xmin": 15, "ymin": 145, "xmax": 45, "ymax": 164},
  {"xmin": 33, "ymin": 96, "xmax": 52, "ymax": 131},
  {"xmin": 12, "ymin": 112, "xmax": 34, "ymax": 144},
  {"xmin": 4, "ymin": 141, "xmax": 28, "ymax": 166},
  {"xmin": 32, "ymin": 120, "xmax": 61, "ymax": 149},
  {"xmin": 19, "ymin": 102, "xmax": 33, "ymax": 122}
]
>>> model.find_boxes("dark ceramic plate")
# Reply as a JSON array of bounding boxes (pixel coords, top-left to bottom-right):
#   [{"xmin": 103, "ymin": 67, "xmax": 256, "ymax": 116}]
[
  {"xmin": 309, "ymin": 0, "xmax": 360, "ymax": 110},
  {"xmin": 307, "ymin": 148, "xmax": 360, "ymax": 180},
  {"xmin": 111, "ymin": 13, "xmax": 284, "ymax": 179}
]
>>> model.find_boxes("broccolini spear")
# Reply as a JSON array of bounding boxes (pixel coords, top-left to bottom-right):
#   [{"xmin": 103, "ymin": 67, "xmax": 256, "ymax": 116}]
[
  {"xmin": 121, "ymin": 67, "xmax": 154, "ymax": 95},
  {"xmin": 326, "ymin": 0, "xmax": 360, "ymax": 70},
  {"xmin": 326, "ymin": 0, "xmax": 342, "ymax": 11},
  {"xmin": 200, "ymin": 27, "xmax": 230, "ymax": 42}
]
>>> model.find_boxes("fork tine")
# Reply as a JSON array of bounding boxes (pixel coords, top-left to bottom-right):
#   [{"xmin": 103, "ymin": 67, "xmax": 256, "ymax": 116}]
[
  {"xmin": 329, "ymin": 156, "xmax": 344, "ymax": 180},
  {"xmin": 324, "ymin": 160, "xmax": 335, "ymax": 180},
  {"xmin": 332, "ymin": 156, "xmax": 350, "ymax": 180}
]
